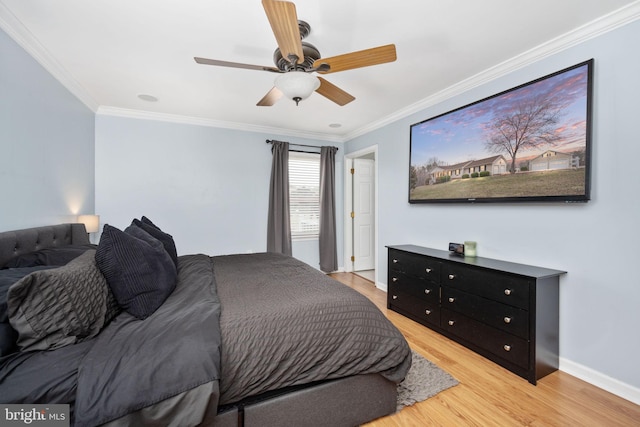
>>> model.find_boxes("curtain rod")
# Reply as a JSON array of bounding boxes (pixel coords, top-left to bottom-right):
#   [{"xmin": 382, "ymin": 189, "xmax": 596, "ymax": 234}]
[{"xmin": 265, "ymin": 139, "xmax": 338, "ymax": 152}]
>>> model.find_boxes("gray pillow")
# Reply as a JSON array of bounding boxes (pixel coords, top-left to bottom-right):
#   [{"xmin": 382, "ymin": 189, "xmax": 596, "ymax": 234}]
[
  {"xmin": 0, "ymin": 266, "xmax": 59, "ymax": 356},
  {"xmin": 96, "ymin": 224, "xmax": 177, "ymax": 320},
  {"xmin": 132, "ymin": 218, "xmax": 178, "ymax": 267},
  {"xmin": 7, "ymin": 250, "xmax": 119, "ymax": 351}
]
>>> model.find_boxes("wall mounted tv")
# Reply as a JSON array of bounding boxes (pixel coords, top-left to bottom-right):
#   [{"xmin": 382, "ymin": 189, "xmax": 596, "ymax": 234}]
[{"xmin": 409, "ymin": 59, "xmax": 593, "ymax": 204}]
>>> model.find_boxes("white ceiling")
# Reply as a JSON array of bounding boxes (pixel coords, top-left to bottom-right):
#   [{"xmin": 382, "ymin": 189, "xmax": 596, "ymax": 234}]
[{"xmin": 1, "ymin": 0, "xmax": 639, "ymax": 142}]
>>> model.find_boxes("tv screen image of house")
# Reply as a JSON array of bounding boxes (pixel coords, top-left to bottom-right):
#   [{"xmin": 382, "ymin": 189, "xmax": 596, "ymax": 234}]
[{"xmin": 409, "ymin": 59, "xmax": 593, "ymax": 203}]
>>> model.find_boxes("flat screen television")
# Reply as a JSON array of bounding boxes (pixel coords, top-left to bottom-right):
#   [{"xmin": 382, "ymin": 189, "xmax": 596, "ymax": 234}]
[{"xmin": 409, "ymin": 59, "xmax": 593, "ymax": 204}]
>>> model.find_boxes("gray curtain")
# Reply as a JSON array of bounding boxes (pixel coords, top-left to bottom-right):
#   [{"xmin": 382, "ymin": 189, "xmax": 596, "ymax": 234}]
[
  {"xmin": 319, "ymin": 146, "xmax": 338, "ymax": 272},
  {"xmin": 267, "ymin": 141, "xmax": 292, "ymax": 256}
]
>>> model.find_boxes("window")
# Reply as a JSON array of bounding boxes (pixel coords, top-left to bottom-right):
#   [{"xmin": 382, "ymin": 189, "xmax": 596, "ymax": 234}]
[{"xmin": 289, "ymin": 152, "xmax": 320, "ymax": 239}]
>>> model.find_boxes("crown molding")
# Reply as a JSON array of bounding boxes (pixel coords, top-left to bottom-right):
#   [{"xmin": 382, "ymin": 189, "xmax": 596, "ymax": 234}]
[
  {"xmin": 2, "ymin": 1, "xmax": 638, "ymax": 142},
  {"xmin": 343, "ymin": 0, "xmax": 640, "ymax": 142},
  {"xmin": 0, "ymin": 3, "xmax": 99, "ymax": 112},
  {"xmin": 96, "ymin": 106, "xmax": 346, "ymax": 143}
]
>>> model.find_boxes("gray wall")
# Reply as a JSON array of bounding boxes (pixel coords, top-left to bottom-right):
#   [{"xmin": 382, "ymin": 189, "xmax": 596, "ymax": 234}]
[
  {"xmin": 95, "ymin": 114, "xmax": 344, "ymax": 268},
  {"xmin": 346, "ymin": 19, "xmax": 640, "ymax": 392},
  {"xmin": 0, "ymin": 29, "xmax": 95, "ymax": 231}
]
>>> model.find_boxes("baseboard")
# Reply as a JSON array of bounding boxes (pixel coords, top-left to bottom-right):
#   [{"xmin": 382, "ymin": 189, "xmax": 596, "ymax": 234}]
[
  {"xmin": 376, "ymin": 281, "xmax": 388, "ymax": 293},
  {"xmin": 559, "ymin": 357, "xmax": 640, "ymax": 405}
]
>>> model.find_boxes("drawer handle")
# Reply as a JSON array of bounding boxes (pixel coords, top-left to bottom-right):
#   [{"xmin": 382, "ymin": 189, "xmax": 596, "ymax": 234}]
[
  {"xmin": 392, "ymin": 277, "xmax": 398, "ymax": 282},
  {"xmin": 504, "ymin": 289, "xmax": 512, "ymax": 296},
  {"xmin": 503, "ymin": 345, "xmax": 511, "ymax": 352},
  {"xmin": 503, "ymin": 316, "xmax": 512, "ymax": 324},
  {"xmin": 425, "ymin": 309, "xmax": 431, "ymax": 315},
  {"xmin": 426, "ymin": 268, "xmax": 432, "ymax": 273},
  {"xmin": 448, "ymin": 274, "xmax": 456, "ymax": 280},
  {"xmin": 448, "ymin": 297, "xmax": 455, "ymax": 303},
  {"xmin": 392, "ymin": 295, "xmax": 398, "ymax": 300},
  {"xmin": 448, "ymin": 320, "xmax": 455, "ymax": 326},
  {"xmin": 392, "ymin": 259, "xmax": 398, "ymax": 264},
  {"xmin": 424, "ymin": 289, "xmax": 431, "ymax": 295}
]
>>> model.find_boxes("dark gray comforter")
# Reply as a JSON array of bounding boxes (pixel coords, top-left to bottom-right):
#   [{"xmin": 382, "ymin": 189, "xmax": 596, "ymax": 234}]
[
  {"xmin": 0, "ymin": 255, "xmax": 222, "ymax": 426},
  {"xmin": 215, "ymin": 252, "xmax": 411, "ymax": 405},
  {"xmin": 1, "ymin": 252, "xmax": 410, "ymax": 426}
]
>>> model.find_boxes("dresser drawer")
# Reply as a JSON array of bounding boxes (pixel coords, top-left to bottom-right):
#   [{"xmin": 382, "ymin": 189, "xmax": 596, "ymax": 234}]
[
  {"xmin": 389, "ymin": 250, "xmax": 440, "ymax": 282},
  {"xmin": 441, "ymin": 308, "xmax": 529, "ymax": 370},
  {"xmin": 389, "ymin": 289, "xmax": 440, "ymax": 327},
  {"xmin": 443, "ymin": 265, "xmax": 530, "ymax": 309},
  {"xmin": 389, "ymin": 273, "xmax": 439, "ymax": 303},
  {"xmin": 442, "ymin": 287, "xmax": 529, "ymax": 339}
]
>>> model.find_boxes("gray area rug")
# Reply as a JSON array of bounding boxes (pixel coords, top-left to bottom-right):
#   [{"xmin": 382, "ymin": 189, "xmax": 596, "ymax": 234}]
[{"xmin": 397, "ymin": 350, "xmax": 459, "ymax": 411}]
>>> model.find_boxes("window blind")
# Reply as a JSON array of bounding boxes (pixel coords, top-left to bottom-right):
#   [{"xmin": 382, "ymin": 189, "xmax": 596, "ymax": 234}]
[{"xmin": 289, "ymin": 152, "xmax": 320, "ymax": 239}]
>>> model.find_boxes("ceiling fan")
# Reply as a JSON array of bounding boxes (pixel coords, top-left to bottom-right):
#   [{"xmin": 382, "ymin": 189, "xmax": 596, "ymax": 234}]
[{"xmin": 194, "ymin": 0, "xmax": 397, "ymax": 107}]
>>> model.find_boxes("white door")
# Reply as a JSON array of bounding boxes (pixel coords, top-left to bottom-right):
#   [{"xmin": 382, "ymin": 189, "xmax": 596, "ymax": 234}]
[{"xmin": 353, "ymin": 158, "xmax": 375, "ymax": 271}]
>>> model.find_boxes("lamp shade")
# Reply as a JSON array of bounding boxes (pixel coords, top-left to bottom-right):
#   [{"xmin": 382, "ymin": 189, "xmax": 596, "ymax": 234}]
[
  {"xmin": 78, "ymin": 214, "xmax": 100, "ymax": 233},
  {"xmin": 274, "ymin": 71, "xmax": 320, "ymax": 105}
]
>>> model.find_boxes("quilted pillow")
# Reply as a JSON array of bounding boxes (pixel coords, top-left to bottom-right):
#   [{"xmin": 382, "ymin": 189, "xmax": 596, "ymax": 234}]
[
  {"xmin": 7, "ymin": 250, "xmax": 119, "ymax": 351},
  {"xmin": 132, "ymin": 218, "xmax": 178, "ymax": 267},
  {"xmin": 0, "ymin": 266, "xmax": 58, "ymax": 355},
  {"xmin": 1, "ymin": 266, "xmax": 57, "ymax": 323},
  {"xmin": 96, "ymin": 224, "xmax": 177, "ymax": 320}
]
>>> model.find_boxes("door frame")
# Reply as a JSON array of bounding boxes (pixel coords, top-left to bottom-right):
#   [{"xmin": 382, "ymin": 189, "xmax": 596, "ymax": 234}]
[{"xmin": 343, "ymin": 145, "xmax": 379, "ymax": 288}]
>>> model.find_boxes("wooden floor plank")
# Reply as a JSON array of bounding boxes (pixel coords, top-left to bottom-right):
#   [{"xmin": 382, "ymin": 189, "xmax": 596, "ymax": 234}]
[{"xmin": 330, "ymin": 272, "xmax": 640, "ymax": 426}]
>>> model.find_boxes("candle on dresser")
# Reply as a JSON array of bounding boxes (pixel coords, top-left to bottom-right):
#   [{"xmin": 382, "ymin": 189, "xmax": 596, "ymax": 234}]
[{"xmin": 464, "ymin": 241, "xmax": 477, "ymax": 257}]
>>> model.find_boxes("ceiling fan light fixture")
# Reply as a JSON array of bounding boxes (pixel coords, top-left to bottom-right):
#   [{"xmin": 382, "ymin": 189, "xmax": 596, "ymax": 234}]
[{"xmin": 274, "ymin": 71, "xmax": 320, "ymax": 105}]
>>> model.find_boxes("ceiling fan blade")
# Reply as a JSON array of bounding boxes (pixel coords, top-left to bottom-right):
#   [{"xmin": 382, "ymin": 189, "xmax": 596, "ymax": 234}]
[
  {"xmin": 313, "ymin": 44, "xmax": 397, "ymax": 74},
  {"xmin": 262, "ymin": 0, "xmax": 304, "ymax": 65},
  {"xmin": 315, "ymin": 77, "xmax": 355, "ymax": 106},
  {"xmin": 257, "ymin": 87, "xmax": 283, "ymax": 106},
  {"xmin": 194, "ymin": 57, "xmax": 281, "ymax": 73}
]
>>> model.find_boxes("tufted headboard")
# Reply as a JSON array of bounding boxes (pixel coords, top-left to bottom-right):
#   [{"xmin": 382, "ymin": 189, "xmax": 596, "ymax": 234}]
[{"xmin": 0, "ymin": 223, "xmax": 90, "ymax": 267}]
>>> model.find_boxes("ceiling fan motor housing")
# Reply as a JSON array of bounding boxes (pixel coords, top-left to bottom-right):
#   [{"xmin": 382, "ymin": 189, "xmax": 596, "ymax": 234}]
[
  {"xmin": 274, "ymin": 41, "xmax": 321, "ymax": 71},
  {"xmin": 273, "ymin": 20, "xmax": 319, "ymax": 71}
]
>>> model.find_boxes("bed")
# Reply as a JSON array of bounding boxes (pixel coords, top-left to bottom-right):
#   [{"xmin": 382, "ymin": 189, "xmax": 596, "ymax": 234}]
[{"xmin": 0, "ymin": 222, "xmax": 411, "ymax": 426}]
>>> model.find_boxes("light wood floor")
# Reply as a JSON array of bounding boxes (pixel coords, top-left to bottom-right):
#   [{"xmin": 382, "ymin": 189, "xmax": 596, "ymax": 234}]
[{"xmin": 330, "ymin": 272, "xmax": 640, "ymax": 427}]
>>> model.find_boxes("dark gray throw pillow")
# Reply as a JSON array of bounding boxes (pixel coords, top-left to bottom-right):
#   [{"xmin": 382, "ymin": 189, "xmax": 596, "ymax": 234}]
[
  {"xmin": 140, "ymin": 215, "xmax": 161, "ymax": 230},
  {"xmin": 0, "ymin": 266, "xmax": 61, "ymax": 355},
  {"xmin": 95, "ymin": 224, "xmax": 177, "ymax": 320},
  {"xmin": 132, "ymin": 218, "xmax": 178, "ymax": 267},
  {"xmin": 7, "ymin": 250, "xmax": 118, "ymax": 351},
  {"xmin": 0, "ymin": 266, "xmax": 57, "ymax": 323}
]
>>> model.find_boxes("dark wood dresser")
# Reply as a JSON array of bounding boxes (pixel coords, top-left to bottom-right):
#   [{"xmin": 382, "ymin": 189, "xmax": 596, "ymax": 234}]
[{"xmin": 387, "ymin": 244, "xmax": 566, "ymax": 384}]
